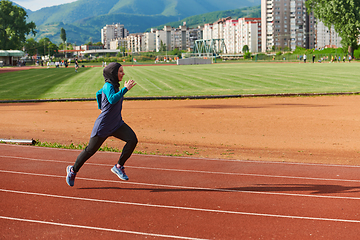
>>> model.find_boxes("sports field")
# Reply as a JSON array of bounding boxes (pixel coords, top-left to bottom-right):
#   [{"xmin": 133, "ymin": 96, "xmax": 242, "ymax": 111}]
[
  {"xmin": 1, "ymin": 62, "xmax": 359, "ymax": 100},
  {"xmin": 1, "ymin": 62, "xmax": 360, "ymax": 238}
]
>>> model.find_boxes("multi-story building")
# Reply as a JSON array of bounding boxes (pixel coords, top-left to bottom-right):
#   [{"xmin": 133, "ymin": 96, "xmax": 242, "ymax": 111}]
[
  {"xmin": 127, "ymin": 34, "xmax": 142, "ymax": 53},
  {"xmin": 109, "ymin": 38, "xmax": 127, "ymax": 50},
  {"xmin": 316, "ymin": 21, "xmax": 342, "ymax": 48},
  {"xmin": 212, "ymin": 17, "xmax": 228, "ymax": 40},
  {"xmin": 261, "ymin": 0, "xmax": 316, "ymax": 51},
  {"xmin": 223, "ymin": 19, "xmax": 238, "ymax": 53},
  {"xmin": 203, "ymin": 23, "xmax": 213, "ymax": 40},
  {"xmin": 189, "ymin": 26, "xmax": 203, "ymax": 50},
  {"xmin": 261, "ymin": 0, "xmax": 274, "ymax": 51},
  {"xmin": 100, "ymin": 23, "xmax": 202, "ymax": 53},
  {"xmin": 237, "ymin": 18, "xmax": 262, "ymax": 53},
  {"xmin": 177, "ymin": 24, "xmax": 188, "ymax": 51},
  {"xmin": 101, "ymin": 24, "xmax": 129, "ymax": 49},
  {"xmin": 143, "ymin": 29, "xmax": 157, "ymax": 52},
  {"xmin": 157, "ymin": 26, "xmax": 173, "ymax": 52},
  {"xmin": 203, "ymin": 17, "xmax": 261, "ymax": 54},
  {"xmin": 155, "ymin": 24, "xmax": 202, "ymax": 52},
  {"xmin": 203, "ymin": 17, "xmax": 229, "ymax": 53}
]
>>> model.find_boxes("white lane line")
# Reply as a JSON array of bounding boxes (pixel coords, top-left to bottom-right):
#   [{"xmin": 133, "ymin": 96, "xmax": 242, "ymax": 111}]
[
  {"xmin": 1, "ymin": 170, "xmax": 360, "ymax": 200},
  {"xmin": 0, "ymin": 216, "xmax": 207, "ymax": 240},
  {"xmin": 1, "ymin": 155, "xmax": 360, "ymax": 183},
  {"xmin": 1, "ymin": 147, "xmax": 360, "ymax": 168},
  {"xmin": 130, "ymin": 166, "xmax": 360, "ymax": 183},
  {"xmin": 1, "ymin": 189, "xmax": 360, "ymax": 223}
]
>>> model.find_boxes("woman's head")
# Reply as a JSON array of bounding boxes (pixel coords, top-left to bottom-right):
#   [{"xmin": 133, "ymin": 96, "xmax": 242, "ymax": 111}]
[
  {"xmin": 103, "ymin": 62, "xmax": 122, "ymax": 82},
  {"xmin": 103, "ymin": 62, "xmax": 124, "ymax": 91}
]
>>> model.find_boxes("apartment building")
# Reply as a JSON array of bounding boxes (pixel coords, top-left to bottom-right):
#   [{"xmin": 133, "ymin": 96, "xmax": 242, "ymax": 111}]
[
  {"xmin": 223, "ymin": 19, "xmax": 238, "ymax": 53},
  {"xmin": 127, "ymin": 34, "xmax": 142, "ymax": 53},
  {"xmin": 203, "ymin": 17, "xmax": 229, "ymax": 53},
  {"xmin": 237, "ymin": 18, "xmax": 262, "ymax": 53},
  {"xmin": 203, "ymin": 23, "xmax": 213, "ymax": 40},
  {"xmin": 189, "ymin": 26, "xmax": 203, "ymax": 50},
  {"xmin": 316, "ymin": 21, "xmax": 342, "ymax": 49},
  {"xmin": 101, "ymin": 24, "xmax": 129, "ymax": 49},
  {"xmin": 143, "ymin": 29, "xmax": 157, "ymax": 52},
  {"xmin": 212, "ymin": 18, "xmax": 227, "ymax": 40},
  {"xmin": 261, "ymin": 0, "xmax": 316, "ymax": 51},
  {"xmin": 118, "ymin": 24, "xmax": 202, "ymax": 53},
  {"xmin": 109, "ymin": 38, "xmax": 127, "ymax": 51},
  {"xmin": 155, "ymin": 24, "xmax": 202, "ymax": 52},
  {"xmin": 203, "ymin": 17, "xmax": 261, "ymax": 54}
]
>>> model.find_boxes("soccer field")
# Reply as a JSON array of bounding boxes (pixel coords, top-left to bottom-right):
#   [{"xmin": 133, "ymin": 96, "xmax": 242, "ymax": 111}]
[
  {"xmin": 124, "ymin": 62, "xmax": 360, "ymax": 97},
  {"xmin": 0, "ymin": 62, "xmax": 359, "ymax": 100}
]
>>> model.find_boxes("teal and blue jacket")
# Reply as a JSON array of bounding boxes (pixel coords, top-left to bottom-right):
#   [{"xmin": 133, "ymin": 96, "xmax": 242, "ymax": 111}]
[{"xmin": 90, "ymin": 82, "xmax": 128, "ymax": 138}]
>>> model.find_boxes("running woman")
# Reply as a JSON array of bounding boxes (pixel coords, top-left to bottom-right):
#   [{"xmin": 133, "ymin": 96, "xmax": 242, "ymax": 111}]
[{"xmin": 66, "ymin": 62, "xmax": 137, "ymax": 187}]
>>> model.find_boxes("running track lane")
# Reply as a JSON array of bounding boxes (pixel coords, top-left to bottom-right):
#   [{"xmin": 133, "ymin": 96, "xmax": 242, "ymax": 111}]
[{"xmin": 1, "ymin": 144, "xmax": 359, "ymax": 239}]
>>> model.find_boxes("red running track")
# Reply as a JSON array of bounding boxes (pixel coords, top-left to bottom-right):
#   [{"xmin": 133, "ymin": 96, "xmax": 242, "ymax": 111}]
[{"xmin": 1, "ymin": 144, "xmax": 359, "ymax": 239}]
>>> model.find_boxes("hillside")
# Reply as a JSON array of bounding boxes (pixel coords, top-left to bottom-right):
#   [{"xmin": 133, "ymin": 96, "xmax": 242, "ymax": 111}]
[
  {"xmin": 151, "ymin": 5, "xmax": 261, "ymax": 30},
  {"xmin": 22, "ymin": 0, "xmax": 261, "ymax": 44},
  {"xmin": 27, "ymin": 0, "xmax": 260, "ymax": 26}
]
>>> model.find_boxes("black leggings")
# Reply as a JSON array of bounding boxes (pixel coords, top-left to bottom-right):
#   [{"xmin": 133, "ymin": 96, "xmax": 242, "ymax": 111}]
[{"xmin": 73, "ymin": 123, "xmax": 138, "ymax": 172}]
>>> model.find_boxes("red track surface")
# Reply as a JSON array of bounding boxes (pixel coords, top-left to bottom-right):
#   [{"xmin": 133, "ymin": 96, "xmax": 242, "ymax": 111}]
[{"xmin": 1, "ymin": 144, "xmax": 360, "ymax": 239}]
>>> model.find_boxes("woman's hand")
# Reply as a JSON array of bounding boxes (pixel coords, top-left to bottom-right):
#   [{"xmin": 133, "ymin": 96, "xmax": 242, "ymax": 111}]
[{"xmin": 124, "ymin": 79, "xmax": 137, "ymax": 91}]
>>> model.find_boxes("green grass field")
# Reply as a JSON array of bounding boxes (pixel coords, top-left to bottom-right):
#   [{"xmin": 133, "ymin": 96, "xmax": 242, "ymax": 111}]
[{"xmin": 1, "ymin": 62, "xmax": 360, "ymax": 101}]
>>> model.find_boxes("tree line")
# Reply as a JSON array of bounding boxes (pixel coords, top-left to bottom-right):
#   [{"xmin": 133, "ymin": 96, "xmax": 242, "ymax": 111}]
[
  {"xmin": 1, "ymin": 0, "xmax": 359, "ymax": 56},
  {"xmin": 0, "ymin": 0, "xmax": 100, "ymax": 55}
]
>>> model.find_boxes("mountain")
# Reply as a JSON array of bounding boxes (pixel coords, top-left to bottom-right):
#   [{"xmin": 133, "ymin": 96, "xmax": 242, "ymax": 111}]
[
  {"xmin": 34, "ymin": 14, "xmax": 178, "ymax": 44},
  {"xmin": 20, "ymin": 0, "xmax": 261, "ymax": 44},
  {"xmin": 27, "ymin": 0, "xmax": 261, "ymax": 25},
  {"xmin": 151, "ymin": 5, "xmax": 261, "ymax": 30}
]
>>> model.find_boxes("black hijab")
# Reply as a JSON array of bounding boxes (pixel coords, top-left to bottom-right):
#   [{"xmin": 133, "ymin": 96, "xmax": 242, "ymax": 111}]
[{"xmin": 103, "ymin": 62, "xmax": 122, "ymax": 92}]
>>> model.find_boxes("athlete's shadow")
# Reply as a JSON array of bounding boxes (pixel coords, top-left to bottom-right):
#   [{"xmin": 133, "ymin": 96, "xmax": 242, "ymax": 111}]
[
  {"xmin": 220, "ymin": 184, "xmax": 360, "ymax": 194},
  {"xmin": 79, "ymin": 184, "xmax": 360, "ymax": 195}
]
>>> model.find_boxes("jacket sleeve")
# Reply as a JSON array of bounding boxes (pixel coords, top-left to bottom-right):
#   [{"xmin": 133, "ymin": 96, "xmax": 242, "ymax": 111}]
[
  {"xmin": 103, "ymin": 82, "xmax": 128, "ymax": 104},
  {"xmin": 96, "ymin": 89, "xmax": 102, "ymax": 109}
]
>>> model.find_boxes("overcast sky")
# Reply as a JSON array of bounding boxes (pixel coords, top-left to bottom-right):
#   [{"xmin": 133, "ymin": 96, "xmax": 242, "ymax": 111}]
[{"xmin": 12, "ymin": 0, "xmax": 78, "ymax": 11}]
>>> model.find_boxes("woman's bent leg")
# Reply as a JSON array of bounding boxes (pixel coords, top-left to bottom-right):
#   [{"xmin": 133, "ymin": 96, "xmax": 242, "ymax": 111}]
[
  {"xmin": 73, "ymin": 135, "xmax": 106, "ymax": 172},
  {"xmin": 112, "ymin": 123, "xmax": 138, "ymax": 166}
]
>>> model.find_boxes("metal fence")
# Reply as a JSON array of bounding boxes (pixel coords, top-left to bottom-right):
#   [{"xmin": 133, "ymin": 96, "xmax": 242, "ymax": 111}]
[{"xmin": 219, "ymin": 53, "xmax": 352, "ymax": 63}]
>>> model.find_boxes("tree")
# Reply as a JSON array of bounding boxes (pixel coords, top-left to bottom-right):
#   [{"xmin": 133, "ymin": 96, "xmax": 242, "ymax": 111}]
[
  {"xmin": 24, "ymin": 38, "xmax": 38, "ymax": 56},
  {"xmin": 48, "ymin": 42, "xmax": 58, "ymax": 56},
  {"xmin": 306, "ymin": 0, "xmax": 360, "ymax": 56},
  {"xmin": 160, "ymin": 40, "xmax": 167, "ymax": 52},
  {"xmin": 60, "ymin": 27, "xmax": 66, "ymax": 44},
  {"xmin": 38, "ymin": 38, "xmax": 58, "ymax": 56},
  {"xmin": 172, "ymin": 48, "xmax": 181, "ymax": 58},
  {"xmin": 242, "ymin": 45, "xmax": 249, "ymax": 53},
  {"xmin": 24, "ymin": 38, "xmax": 58, "ymax": 57},
  {"xmin": 244, "ymin": 52, "xmax": 251, "ymax": 59},
  {"xmin": 0, "ymin": 0, "xmax": 36, "ymax": 49}
]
